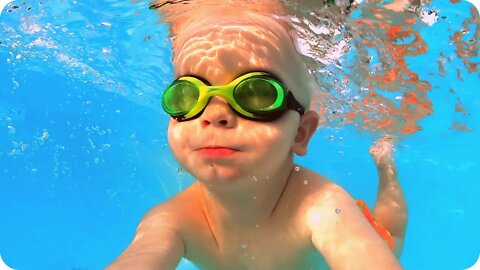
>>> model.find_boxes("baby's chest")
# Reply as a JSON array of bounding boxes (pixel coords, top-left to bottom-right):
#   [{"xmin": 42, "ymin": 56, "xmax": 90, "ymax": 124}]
[{"xmin": 182, "ymin": 225, "xmax": 327, "ymax": 270}]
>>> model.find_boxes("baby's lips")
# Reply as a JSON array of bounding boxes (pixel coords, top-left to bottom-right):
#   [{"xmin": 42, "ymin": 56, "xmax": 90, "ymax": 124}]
[{"xmin": 197, "ymin": 145, "xmax": 240, "ymax": 151}]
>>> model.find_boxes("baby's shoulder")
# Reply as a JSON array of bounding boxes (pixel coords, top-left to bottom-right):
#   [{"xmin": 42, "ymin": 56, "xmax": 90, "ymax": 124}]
[
  {"xmin": 291, "ymin": 166, "xmax": 357, "ymax": 219},
  {"xmin": 139, "ymin": 185, "xmax": 201, "ymax": 230},
  {"xmin": 292, "ymin": 166, "xmax": 352, "ymax": 200}
]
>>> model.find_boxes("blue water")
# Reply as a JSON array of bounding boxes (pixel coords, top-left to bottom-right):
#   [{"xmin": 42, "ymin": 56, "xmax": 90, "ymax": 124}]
[{"xmin": 0, "ymin": 0, "xmax": 479, "ymax": 269}]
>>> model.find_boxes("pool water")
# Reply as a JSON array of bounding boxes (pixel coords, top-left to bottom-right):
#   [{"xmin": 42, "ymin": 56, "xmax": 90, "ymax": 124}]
[{"xmin": 0, "ymin": 0, "xmax": 478, "ymax": 269}]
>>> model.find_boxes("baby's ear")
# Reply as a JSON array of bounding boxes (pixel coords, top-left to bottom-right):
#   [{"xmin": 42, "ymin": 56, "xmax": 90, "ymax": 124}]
[{"xmin": 292, "ymin": 110, "xmax": 320, "ymax": 156}]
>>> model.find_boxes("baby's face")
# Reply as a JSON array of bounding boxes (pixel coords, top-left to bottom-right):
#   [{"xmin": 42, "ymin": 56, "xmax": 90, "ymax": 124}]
[{"xmin": 167, "ymin": 8, "xmax": 316, "ymax": 183}]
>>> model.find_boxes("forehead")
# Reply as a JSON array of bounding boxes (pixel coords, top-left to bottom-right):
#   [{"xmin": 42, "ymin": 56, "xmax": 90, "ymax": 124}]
[
  {"xmin": 171, "ymin": 9, "xmax": 315, "ymax": 107},
  {"xmin": 174, "ymin": 11, "xmax": 293, "ymax": 78}
]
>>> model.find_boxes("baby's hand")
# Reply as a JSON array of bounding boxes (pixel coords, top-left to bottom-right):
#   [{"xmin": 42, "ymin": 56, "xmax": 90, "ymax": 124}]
[{"xmin": 369, "ymin": 136, "xmax": 395, "ymax": 167}]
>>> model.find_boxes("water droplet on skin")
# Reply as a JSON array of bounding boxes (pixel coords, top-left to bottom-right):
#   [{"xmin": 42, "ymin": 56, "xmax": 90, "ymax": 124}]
[
  {"xmin": 265, "ymin": 176, "xmax": 270, "ymax": 180},
  {"xmin": 252, "ymin": 196, "xmax": 257, "ymax": 200},
  {"xmin": 252, "ymin": 175, "xmax": 258, "ymax": 182},
  {"xmin": 241, "ymin": 243, "xmax": 248, "ymax": 249},
  {"xmin": 251, "ymin": 256, "xmax": 256, "ymax": 260},
  {"xmin": 335, "ymin": 208, "xmax": 342, "ymax": 214},
  {"xmin": 294, "ymin": 166, "xmax": 300, "ymax": 172},
  {"xmin": 303, "ymin": 180, "xmax": 309, "ymax": 185},
  {"xmin": 255, "ymin": 224, "xmax": 260, "ymax": 228}
]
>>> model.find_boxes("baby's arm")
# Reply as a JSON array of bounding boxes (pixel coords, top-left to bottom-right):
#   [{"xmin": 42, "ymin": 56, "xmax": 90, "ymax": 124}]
[
  {"xmin": 308, "ymin": 185, "xmax": 402, "ymax": 269},
  {"xmin": 370, "ymin": 137, "xmax": 408, "ymax": 257},
  {"xmin": 106, "ymin": 206, "xmax": 184, "ymax": 270}
]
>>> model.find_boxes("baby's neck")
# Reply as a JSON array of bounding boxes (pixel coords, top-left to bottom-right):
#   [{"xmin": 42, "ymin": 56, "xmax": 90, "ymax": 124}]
[{"xmin": 195, "ymin": 162, "xmax": 295, "ymax": 241}]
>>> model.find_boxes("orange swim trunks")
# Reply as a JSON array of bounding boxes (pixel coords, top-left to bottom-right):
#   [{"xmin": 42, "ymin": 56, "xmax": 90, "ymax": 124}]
[{"xmin": 356, "ymin": 200, "xmax": 395, "ymax": 251}]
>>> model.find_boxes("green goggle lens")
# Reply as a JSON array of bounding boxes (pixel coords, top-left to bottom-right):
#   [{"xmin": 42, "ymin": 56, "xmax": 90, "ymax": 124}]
[
  {"xmin": 163, "ymin": 81, "xmax": 199, "ymax": 115},
  {"xmin": 234, "ymin": 78, "xmax": 279, "ymax": 111}
]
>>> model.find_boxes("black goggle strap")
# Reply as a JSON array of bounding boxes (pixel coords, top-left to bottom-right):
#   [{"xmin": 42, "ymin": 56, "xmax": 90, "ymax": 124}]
[{"xmin": 286, "ymin": 91, "xmax": 305, "ymax": 115}]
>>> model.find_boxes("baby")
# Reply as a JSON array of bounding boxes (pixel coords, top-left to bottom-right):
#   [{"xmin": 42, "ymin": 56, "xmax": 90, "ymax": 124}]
[{"xmin": 107, "ymin": 3, "xmax": 407, "ymax": 270}]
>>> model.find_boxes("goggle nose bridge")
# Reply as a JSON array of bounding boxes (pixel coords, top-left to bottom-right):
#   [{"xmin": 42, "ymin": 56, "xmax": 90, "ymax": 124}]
[{"xmin": 199, "ymin": 84, "xmax": 236, "ymax": 102}]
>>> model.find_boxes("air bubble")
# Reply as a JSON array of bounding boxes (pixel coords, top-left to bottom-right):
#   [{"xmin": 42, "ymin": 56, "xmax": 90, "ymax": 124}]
[
  {"xmin": 294, "ymin": 166, "xmax": 300, "ymax": 172},
  {"xmin": 41, "ymin": 130, "xmax": 49, "ymax": 140},
  {"xmin": 335, "ymin": 208, "xmax": 342, "ymax": 214},
  {"xmin": 7, "ymin": 125, "xmax": 16, "ymax": 134},
  {"xmin": 334, "ymin": 0, "xmax": 350, "ymax": 8},
  {"xmin": 100, "ymin": 22, "xmax": 112, "ymax": 28}
]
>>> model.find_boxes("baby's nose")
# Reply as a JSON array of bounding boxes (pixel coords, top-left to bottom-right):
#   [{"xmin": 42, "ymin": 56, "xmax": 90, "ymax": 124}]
[{"xmin": 200, "ymin": 96, "xmax": 236, "ymax": 128}]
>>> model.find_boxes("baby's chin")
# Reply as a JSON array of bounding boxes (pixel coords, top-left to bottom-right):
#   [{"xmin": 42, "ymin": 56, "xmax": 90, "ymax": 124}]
[{"xmin": 190, "ymin": 163, "xmax": 254, "ymax": 186}]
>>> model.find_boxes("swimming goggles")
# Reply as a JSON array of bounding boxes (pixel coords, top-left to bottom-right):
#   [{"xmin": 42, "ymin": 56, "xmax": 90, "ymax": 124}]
[{"xmin": 162, "ymin": 71, "xmax": 305, "ymax": 122}]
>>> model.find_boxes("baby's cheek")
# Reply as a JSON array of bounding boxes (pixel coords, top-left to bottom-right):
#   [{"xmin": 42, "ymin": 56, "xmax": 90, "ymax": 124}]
[
  {"xmin": 167, "ymin": 124, "xmax": 188, "ymax": 158},
  {"xmin": 168, "ymin": 121, "xmax": 182, "ymax": 142},
  {"xmin": 270, "ymin": 121, "xmax": 297, "ymax": 143},
  {"xmin": 260, "ymin": 128, "xmax": 293, "ymax": 158}
]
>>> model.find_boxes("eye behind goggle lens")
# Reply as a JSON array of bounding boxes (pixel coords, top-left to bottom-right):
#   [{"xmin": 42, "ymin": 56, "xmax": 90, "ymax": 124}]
[
  {"xmin": 234, "ymin": 78, "xmax": 280, "ymax": 112},
  {"xmin": 163, "ymin": 81, "xmax": 199, "ymax": 115}
]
